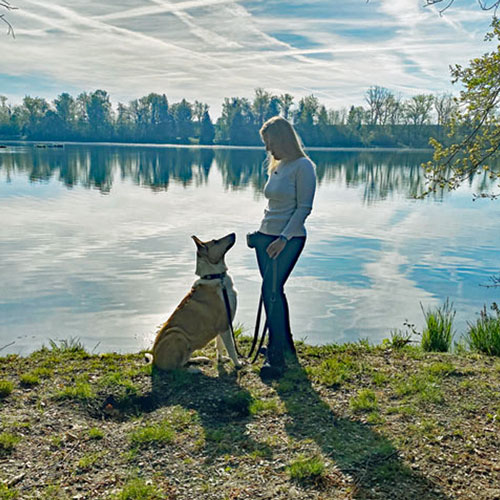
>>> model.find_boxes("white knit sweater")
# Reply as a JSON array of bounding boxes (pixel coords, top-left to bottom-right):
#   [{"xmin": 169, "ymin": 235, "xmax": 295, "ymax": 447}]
[{"xmin": 258, "ymin": 156, "xmax": 316, "ymax": 240}]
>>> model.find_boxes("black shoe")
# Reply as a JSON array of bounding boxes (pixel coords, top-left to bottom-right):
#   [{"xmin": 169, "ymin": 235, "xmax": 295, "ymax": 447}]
[{"xmin": 259, "ymin": 360, "xmax": 284, "ymax": 380}]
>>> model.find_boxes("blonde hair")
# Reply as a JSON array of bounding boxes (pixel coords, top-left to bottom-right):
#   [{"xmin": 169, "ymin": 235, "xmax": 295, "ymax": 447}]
[{"xmin": 260, "ymin": 116, "xmax": 306, "ymax": 174}]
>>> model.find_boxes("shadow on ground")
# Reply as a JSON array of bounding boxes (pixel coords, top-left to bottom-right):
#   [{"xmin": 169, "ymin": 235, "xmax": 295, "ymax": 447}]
[{"xmin": 270, "ymin": 363, "xmax": 449, "ymax": 499}]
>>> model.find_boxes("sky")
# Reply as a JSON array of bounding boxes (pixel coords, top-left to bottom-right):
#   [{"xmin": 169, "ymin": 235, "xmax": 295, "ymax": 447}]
[{"xmin": 0, "ymin": 0, "xmax": 496, "ymax": 117}]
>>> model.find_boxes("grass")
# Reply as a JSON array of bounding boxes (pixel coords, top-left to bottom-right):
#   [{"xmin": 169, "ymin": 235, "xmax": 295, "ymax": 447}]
[
  {"xmin": 0, "ymin": 432, "xmax": 21, "ymax": 455},
  {"xmin": 19, "ymin": 373, "xmax": 41, "ymax": 387},
  {"xmin": 76, "ymin": 452, "xmax": 106, "ymax": 471},
  {"xmin": 0, "ymin": 484, "xmax": 18, "ymax": 500},
  {"xmin": 350, "ymin": 389, "xmax": 378, "ymax": 413},
  {"xmin": 421, "ymin": 299, "xmax": 455, "ymax": 352},
  {"xmin": 0, "ymin": 339, "xmax": 499, "ymax": 499},
  {"xmin": 129, "ymin": 422, "xmax": 175, "ymax": 448},
  {"xmin": 0, "ymin": 379, "xmax": 14, "ymax": 398},
  {"xmin": 54, "ymin": 380, "xmax": 96, "ymax": 402},
  {"xmin": 466, "ymin": 304, "xmax": 500, "ymax": 356},
  {"xmin": 287, "ymin": 454, "xmax": 326, "ymax": 484},
  {"xmin": 88, "ymin": 427, "xmax": 105, "ymax": 440},
  {"xmin": 394, "ymin": 373, "xmax": 444, "ymax": 404},
  {"xmin": 112, "ymin": 479, "xmax": 165, "ymax": 500},
  {"xmin": 306, "ymin": 353, "xmax": 360, "ymax": 387}
]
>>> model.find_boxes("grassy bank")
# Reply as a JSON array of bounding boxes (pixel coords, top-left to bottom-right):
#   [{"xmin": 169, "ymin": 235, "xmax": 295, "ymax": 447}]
[{"xmin": 0, "ymin": 339, "xmax": 499, "ymax": 499}]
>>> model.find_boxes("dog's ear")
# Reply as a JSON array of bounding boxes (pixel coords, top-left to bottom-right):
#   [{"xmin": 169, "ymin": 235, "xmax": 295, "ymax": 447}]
[{"xmin": 191, "ymin": 235, "xmax": 206, "ymax": 250}]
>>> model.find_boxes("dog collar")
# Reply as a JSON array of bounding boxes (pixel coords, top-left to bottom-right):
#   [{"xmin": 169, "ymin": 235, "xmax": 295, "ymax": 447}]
[{"xmin": 200, "ymin": 272, "xmax": 226, "ymax": 281}]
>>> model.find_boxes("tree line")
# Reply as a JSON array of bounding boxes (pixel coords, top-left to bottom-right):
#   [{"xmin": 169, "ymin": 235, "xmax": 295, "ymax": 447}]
[{"xmin": 0, "ymin": 87, "xmax": 457, "ymax": 148}]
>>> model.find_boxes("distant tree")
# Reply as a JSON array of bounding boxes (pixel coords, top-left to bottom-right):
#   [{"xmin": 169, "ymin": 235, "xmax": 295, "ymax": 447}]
[
  {"xmin": 171, "ymin": 98, "xmax": 193, "ymax": 142},
  {"xmin": 434, "ymin": 93, "xmax": 457, "ymax": 127},
  {"xmin": 403, "ymin": 94, "xmax": 434, "ymax": 126},
  {"xmin": 193, "ymin": 100, "xmax": 208, "ymax": 123},
  {"xmin": 199, "ymin": 110, "xmax": 215, "ymax": 145},
  {"xmin": 21, "ymin": 96, "xmax": 49, "ymax": 137},
  {"xmin": 279, "ymin": 93, "xmax": 294, "ymax": 120},
  {"xmin": 116, "ymin": 102, "xmax": 134, "ymax": 140},
  {"xmin": 252, "ymin": 88, "xmax": 273, "ymax": 128},
  {"xmin": 85, "ymin": 90, "xmax": 113, "ymax": 138},
  {"xmin": 216, "ymin": 97, "xmax": 258, "ymax": 145},
  {"xmin": 365, "ymin": 86, "xmax": 394, "ymax": 126},
  {"xmin": 294, "ymin": 95, "xmax": 320, "ymax": 144}
]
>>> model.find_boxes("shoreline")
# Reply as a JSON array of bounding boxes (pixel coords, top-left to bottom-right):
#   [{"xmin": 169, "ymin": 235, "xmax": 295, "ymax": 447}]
[{"xmin": 0, "ymin": 139, "xmax": 434, "ymax": 153}]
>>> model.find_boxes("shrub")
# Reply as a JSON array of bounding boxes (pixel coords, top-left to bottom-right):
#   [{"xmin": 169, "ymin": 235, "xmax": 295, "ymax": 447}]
[
  {"xmin": 466, "ymin": 304, "xmax": 500, "ymax": 356},
  {"xmin": 421, "ymin": 299, "xmax": 455, "ymax": 352}
]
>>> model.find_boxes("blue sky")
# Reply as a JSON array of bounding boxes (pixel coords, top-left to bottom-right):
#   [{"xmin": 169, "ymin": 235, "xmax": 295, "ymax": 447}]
[{"xmin": 0, "ymin": 0, "xmax": 495, "ymax": 117}]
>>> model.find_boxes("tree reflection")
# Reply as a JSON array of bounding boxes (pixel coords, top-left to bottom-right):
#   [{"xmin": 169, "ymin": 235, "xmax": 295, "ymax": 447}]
[{"xmin": 0, "ymin": 144, "xmax": 497, "ymax": 200}]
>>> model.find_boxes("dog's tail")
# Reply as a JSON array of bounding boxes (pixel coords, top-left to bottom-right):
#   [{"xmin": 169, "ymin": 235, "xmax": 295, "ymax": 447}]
[{"xmin": 144, "ymin": 352, "xmax": 153, "ymax": 365}]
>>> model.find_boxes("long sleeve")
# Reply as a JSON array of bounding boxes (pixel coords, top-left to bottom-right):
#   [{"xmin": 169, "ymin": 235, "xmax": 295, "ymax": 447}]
[{"xmin": 280, "ymin": 161, "xmax": 316, "ymax": 240}]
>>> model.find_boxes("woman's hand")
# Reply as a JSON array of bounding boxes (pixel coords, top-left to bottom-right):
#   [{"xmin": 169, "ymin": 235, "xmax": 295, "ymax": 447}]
[{"xmin": 266, "ymin": 237, "xmax": 287, "ymax": 259}]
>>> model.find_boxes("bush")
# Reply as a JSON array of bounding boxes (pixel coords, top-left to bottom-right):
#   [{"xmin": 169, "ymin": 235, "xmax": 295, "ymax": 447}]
[
  {"xmin": 466, "ymin": 304, "xmax": 500, "ymax": 356},
  {"xmin": 421, "ymin": 299, "xmax": 455, "ymax": 352}
]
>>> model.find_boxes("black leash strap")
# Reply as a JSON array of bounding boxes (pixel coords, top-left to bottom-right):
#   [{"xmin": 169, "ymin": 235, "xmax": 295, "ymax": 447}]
[
  {"xmin": 247, "ymin": 259, "xmax": 278, "ymax": 364},
  {"xmin": 215, "ymin": 259, "xmax": 277, "ymax": 364},
  {"xmin": 220, "ymin": 278, "xmax": 244, "ymax": 358}
]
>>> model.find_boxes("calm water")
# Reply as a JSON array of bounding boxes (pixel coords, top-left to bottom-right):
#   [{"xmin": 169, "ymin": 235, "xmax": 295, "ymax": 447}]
[{"xmin": 0, "ymin": 143, "xmax": 498, "ymax": 355}]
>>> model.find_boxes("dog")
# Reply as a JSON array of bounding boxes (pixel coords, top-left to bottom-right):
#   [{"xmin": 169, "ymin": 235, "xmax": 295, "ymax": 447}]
[{"xmin": 149, "ymin": 232, "xmax": 242, "ymax": 371}]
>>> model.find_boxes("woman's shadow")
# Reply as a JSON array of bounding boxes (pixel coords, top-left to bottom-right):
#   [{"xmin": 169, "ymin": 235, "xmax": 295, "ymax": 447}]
[{"xmin": 269, "ymin": 363, "xmax": 450, "ymax": 499}]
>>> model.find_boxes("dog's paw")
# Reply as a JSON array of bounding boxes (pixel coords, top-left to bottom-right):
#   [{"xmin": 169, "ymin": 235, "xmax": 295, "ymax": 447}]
[{"xmin": 188, "ymin": 356, "xmax": 211, "ymax": 364}]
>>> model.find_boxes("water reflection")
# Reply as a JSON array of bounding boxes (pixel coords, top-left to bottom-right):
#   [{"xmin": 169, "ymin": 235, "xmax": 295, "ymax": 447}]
[
  {"xmin": 0, "ymin": 144, "xmax": 498, "ymax": 355},
  {"xmin": 1, "ymin": 144, "xmax": 497, "ymax": 200}
]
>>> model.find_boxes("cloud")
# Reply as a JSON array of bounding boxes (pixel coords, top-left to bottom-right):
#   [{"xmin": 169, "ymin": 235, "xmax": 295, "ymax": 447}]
[{"xmin": 0, "ymin": 0, "xmax": 495, "ymax": 115}]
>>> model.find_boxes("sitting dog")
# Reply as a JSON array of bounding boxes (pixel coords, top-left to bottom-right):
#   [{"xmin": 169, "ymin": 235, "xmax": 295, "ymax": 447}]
[{"xmin": 150, "ymin": 232, "xmax": 242, "ymax": 371}]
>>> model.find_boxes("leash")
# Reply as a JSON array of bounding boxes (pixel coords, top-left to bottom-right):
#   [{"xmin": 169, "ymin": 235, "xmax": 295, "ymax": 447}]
[
  {"xmin": 202, "ymin": 259, "xmax": 278, "ymax": 364},
  {"xmin": 246, "ymin": 259, "xmax": 278, "ymax": 364},
  {"xmin": 200, "ymin": 272, "xmax": 243, "ymax": 358}
]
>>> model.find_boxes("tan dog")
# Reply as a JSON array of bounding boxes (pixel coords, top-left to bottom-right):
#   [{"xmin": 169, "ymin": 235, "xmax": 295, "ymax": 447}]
[{"xmin": 150, "ymin": 232, "xmax": 242, "ymax": 371}]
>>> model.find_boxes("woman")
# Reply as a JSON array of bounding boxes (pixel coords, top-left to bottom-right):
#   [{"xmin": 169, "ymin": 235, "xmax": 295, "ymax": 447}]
[{"xmin": 248, "ymin": 116, "xmax": 316, "ymax": 378}]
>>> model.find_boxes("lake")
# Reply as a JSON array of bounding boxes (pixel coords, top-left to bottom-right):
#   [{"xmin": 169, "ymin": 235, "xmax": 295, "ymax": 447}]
[{"xmin": 0, "ymin": 143, "xmax": 498, "ymax": 355}]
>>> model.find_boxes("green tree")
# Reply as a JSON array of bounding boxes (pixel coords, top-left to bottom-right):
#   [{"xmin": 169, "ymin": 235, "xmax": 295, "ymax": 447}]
[
  {"xmin": 171, "ymin": 98, "xmax": 193, "ymax": 142},
  {"xmin": 216, "ymin": 97, "xmax": 258, "ymax": 145},
  {"xmin": 199, "ymin": 110, "xmax": 215, "ymax": 145},
  {"xmin": 21, "ymin": 96, "xmax": 49, "ymax": 138},
  {"xmin": 424, "ymin": 18, "xmax": 500, "ymax": 196},
  {"xmin": 279, "ymin": 93, "xmax": 294, "ymax": 120}
]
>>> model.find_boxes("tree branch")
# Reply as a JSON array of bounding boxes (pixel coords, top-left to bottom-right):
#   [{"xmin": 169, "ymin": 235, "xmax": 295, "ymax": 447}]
[
  {"xmin": 1, "ymin": 0, "xmax": 16, "ymax": 38},
  {"xmin": 424, "ymin": 0, "xmax": 500, "ymax": 15}
]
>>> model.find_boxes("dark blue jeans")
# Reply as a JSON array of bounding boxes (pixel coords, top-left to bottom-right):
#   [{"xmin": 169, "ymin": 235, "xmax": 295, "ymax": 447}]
[{"xmin": 253, "ymin": 232, "xmax": 306, "ymax": 366}]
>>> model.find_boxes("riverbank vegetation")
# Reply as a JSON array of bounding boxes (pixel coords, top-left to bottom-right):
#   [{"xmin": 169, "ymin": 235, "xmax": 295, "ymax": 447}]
[
  {"xmin": 0, "ymin": 87, "xmax": 456, "ymax": 149},
  {"xmin": 0, "ymin": 329, "xmax": 499, "ymax": 499}
]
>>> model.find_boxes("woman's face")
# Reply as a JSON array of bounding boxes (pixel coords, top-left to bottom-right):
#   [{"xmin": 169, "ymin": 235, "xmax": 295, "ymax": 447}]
[{"xmin": 263, "ymin": 134, "xmax": 285, "ymax": 160}]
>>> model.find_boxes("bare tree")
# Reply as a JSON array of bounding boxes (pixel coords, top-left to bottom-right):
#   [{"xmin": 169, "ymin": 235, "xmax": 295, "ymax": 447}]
[
  {"xmin": 1, "ymin": 1, "xmax": 16, "ymax": 37},
  {"xmin": 434, "ymin": 93, "xmax": 457, "ymax": 126}
]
